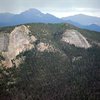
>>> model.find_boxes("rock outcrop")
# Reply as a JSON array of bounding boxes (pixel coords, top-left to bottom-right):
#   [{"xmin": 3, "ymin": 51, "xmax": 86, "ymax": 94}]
[
  {"xmin": 37, "ymin": 42, "xmax": 55, "ymax": 52},
  {"xmin": 0, "ymin": 27, "xmax": 92, "ymax": 68},
  {"xmin": 6, "ymin": 25, "xmax": 33, "ymax": 59},
  {"xmin": 1, "ymin": 25, "xmax": 36, "ymax": 68},
  {"xmin": 61, "ymin": 29, "xmax": 91, "ymax": 48}
]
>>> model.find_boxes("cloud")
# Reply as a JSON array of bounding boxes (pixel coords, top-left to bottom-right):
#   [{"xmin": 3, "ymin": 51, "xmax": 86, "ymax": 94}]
[{"xmin": 0, "ymin": 0, "xmax": 100, "ymax": 17}]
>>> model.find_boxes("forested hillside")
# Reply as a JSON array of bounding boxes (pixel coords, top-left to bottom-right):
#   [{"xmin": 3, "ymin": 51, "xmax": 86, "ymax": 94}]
[{"xmin": 0, "ymin": 23, "xmax": 100, "ymax": 100}]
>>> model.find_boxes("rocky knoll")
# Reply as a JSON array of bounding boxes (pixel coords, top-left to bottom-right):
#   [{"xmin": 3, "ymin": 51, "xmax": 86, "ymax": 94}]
[{"xmin": 61, "ymin": 29, "xmax": 91, "ymax": 48}]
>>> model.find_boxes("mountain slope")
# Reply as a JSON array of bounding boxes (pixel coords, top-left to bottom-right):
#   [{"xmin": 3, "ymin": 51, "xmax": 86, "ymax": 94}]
[
  {"xmin": 62, "ymin": 14, "xmax": 100, "ymax": 32},
  {"xmin": 62, "ymin": 14, "xmax": 100, "ymax": 26},
  {"xmin": 0, "ymin": 23, "xmax": 100, "ymax": 100},
  {"xmin": 0, "ymin": 9, "xmax": 100, "ymax": 32},
  {"xmin": 65, "ymin": 20, "xmax": 100, "ymax": 32},
  {"xmin": 0, "ymin": 8, "xmax": 63, "ymax": 26},
  {"xmin": 0, "ymin": 13, "xmax": 14, "ymax": 26},
  {"xmin": 0, "ymin": 23, "xmax": 100, "ymax": 68},
  {"xmin": 83, "ymin": 24, "xmax": 100, "ymax": 32}
]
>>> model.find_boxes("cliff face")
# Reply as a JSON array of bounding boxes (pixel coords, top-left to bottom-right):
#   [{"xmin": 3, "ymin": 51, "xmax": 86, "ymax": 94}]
[
  {"xmin": 61, "ymin": 29, "xmax": 91, "ymax": 48},
  {"xmin": 6, "ymin": 25, "xmax": 33, "ymax": 59},
  {"xmin": 1, "ymin": 25, "xmax": 36, "ymax": 68}
]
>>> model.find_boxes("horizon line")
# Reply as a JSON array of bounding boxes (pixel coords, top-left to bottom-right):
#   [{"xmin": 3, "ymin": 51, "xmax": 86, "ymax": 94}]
[{"xmin": 0, "ymin": 8, "xmax": 100, "ymax": 18}]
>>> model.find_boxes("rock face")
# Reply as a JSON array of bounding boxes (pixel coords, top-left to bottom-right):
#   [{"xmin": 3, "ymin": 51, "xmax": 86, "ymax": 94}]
[
  {"xmin": 0, "ymin": 33, "xmax": 9, "ymax": 52},
  {"xmin": 37, "ymin": 42, "xmax": 54, "ymax": 52},
  {"xmin": 61, "ymin": 29, "xmax": 91, "ymax": 48},
  {"xmin": 6, "ymin": 25, "xmax": 33, "ymax": 59},
  {"xmin": 2, "ymin": 25, "xmax": 36, "ymax": 68}
]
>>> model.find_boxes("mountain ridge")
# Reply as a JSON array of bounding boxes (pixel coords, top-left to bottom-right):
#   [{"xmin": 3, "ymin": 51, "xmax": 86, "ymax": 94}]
[
  {"xmin": 0, "ymin": 8, "xmax": 100, "ymax": 32},
  {"xmin": 62, "ymin": 14, "xmax": 100, "ymax": 26}
]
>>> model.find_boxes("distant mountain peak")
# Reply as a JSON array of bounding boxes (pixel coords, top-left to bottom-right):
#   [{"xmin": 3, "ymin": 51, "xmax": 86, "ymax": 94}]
[
  {"xmin": 45, "ymin": 13, "xmax": 57, "ymax": 17},
  {"xmin": 26, "ymin": 8, "xmax": 41, "ymax": 12},
  {"xmin": 0, "ymin": 8, "xmax": 100, "ymax": 32},
  {"xmin": 74, "ymin": 14, "xmax": 89, "ymax": 16},
  {"xmin": 62, "ymin": 14, "xmax": 100, "ymax": 26},
  {"xmin": 21, "ymin": 8, "xmax": 42, "ymax": 15}
]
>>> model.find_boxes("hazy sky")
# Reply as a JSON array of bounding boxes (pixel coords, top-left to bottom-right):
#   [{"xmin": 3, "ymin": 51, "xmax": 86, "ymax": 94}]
[{"xmin": 0, "ymin": 0, "xmax": 100, "ymax": 17}]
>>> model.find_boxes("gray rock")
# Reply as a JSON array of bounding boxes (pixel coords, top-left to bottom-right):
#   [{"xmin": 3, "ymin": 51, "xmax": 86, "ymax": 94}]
[
  {"xmin": 1, "ymin": 25, "xmax": 36, "ymax": 68},
  {"xmin": 0, "ymin": 33, "xmax": 9, "ymax": 52},
  {"xmin": 61, "ymin": 29, "xmax": 91, "ymax": 48}
]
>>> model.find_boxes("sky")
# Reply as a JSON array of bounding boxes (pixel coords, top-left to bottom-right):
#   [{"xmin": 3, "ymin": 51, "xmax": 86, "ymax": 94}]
[{"xmin": 0, "ymin": 0, "xmax": 100, "ymax": 18}]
